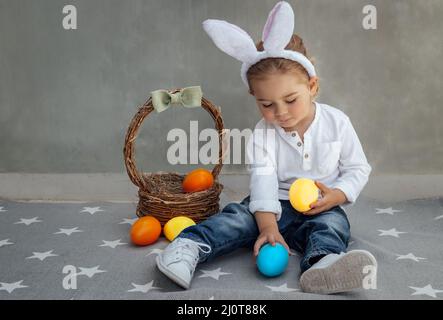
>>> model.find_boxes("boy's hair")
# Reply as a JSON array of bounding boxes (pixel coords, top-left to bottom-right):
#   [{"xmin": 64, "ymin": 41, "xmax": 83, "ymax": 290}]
[{"xmin": 247, "ymin": 34, "xmax": 319, "ymax": 97}]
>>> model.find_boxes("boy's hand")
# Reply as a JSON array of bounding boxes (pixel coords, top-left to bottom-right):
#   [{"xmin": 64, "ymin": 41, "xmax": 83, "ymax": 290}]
[
  {"xmin": 253, "ymin": 226, "xmax": 290, "ymax": 257},
  {"xmin": 303, "ymin": 181, "xmax": 348, "ymax": 216}
]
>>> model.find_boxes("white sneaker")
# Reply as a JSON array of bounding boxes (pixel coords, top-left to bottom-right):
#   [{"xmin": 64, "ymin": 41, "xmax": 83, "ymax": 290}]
[
  {"xmin": 300, "ymin": 250, "xmax": 377, "ymax": 294},
  {"xmin": 156, "ymin": 237, "xmax": 211, "ymax": 289}
]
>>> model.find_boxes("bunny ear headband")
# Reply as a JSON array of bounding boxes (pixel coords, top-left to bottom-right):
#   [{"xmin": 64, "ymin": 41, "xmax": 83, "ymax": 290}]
[{"xmin": 202, "ymin": 1, "xmax": 316, "ymax": 90}]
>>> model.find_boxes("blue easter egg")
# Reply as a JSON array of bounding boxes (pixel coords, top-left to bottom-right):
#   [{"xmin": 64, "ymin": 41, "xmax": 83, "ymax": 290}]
[{"xmin": 256, "ymin": 243, "xmax": 289, "ymax": 277}]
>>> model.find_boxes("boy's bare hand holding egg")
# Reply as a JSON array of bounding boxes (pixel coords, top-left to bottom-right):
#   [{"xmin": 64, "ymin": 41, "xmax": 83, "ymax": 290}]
[
  {"xmin": 303, "ymin": 181, "xmax": 348, "ymax": 216},
  {"xmin": 253, "ymin": 212, "xmax": 291, "ymax": 256}
]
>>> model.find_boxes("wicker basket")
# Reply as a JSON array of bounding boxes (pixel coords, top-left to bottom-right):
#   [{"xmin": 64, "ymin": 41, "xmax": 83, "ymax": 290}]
[{"xmin": 123, "ymin": 88, "xmax": 225, "ymax": 226}]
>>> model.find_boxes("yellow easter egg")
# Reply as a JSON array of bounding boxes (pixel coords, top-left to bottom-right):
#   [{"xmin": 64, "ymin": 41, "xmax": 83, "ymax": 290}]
[
  {"xmin": 163, "ymin": 216, "xmax": 196, "ymax": 241},
  {"xmin": 289, "ymin": 178, "xmax": 320, "ymax": 213}
]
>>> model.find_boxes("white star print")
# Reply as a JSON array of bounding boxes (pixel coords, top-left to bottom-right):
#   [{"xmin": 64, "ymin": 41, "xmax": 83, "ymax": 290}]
[
  {"xmin": 119, "ymin": 218, "xmax": 138, "ymax": 225},
  {"xmin": 266, "ymin": 283, "xmax": 299, "ymax": 293},
  {"xmin": 396, "ymin": 253, "xmax": 426, "ymax": 262},
  {"xmin": 26, "ymin": 250, "xmax": 58, "ymax": 261},
  {"xmin": 14, "ymin": 217, "xmax": 42, "ymax": 226},
  {"xmin": 127, "ymin": 281, "xmax": 161, "ymax": 293},
  {"xmin": 77, "ymin": 266, "xmax": 107, "ymax": 278},
  {"xmin": 434, "ymin": 214, "xmax": 443, "ymax": 220},
  {"xmin": 0, "ymin": 280, "xmax": 28, "ymax": 293},
  {"xmin": 375, "ymin": 207, "xmax": 403, "ymax": 215},
  {"xmin": 0, "ymin": 239, "xmax": 14, "ymax": 248},
  {"xmin": 146, "ymin": 248, "xmax": 164, "ymax": 257},
  {"xmin": 198, "ymin": 268, "xmax": 232, "ymax": 280},
  {"xmin": 0, "ymin": 207, "xmax": 7, "ymax": 212},
  {"xmin": 80, "ymin": 207, "xmax": 104, "ymax": 215},
  {"xmin": 99, "ymin": 239, "xmax": 127, "ymax": 248},
  {"xmin": 54, "ymin": 227, "xmax": 83, "ymax": 236},
  {"xmin": 409, "ymin": 284, "xmax": 443, "ymax": 298},
  {"xmin": 378, "ymin": 228, "xmax": 407, "ymax": 238}
]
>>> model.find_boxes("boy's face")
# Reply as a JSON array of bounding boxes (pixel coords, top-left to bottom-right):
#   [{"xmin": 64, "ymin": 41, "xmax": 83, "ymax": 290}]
[{"xmin": 249, "ymin": 72, "xmax": 318, "ymax": 132}]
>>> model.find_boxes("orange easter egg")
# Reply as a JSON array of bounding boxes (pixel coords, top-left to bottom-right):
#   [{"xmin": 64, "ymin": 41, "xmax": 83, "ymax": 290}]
[
  {"xmin": 182, "ymin": 168, "xmax": 214, "ymax": 193},
  {"xmin": 130, "ymin": 216, "xmax": 162, "ymax": 246}
]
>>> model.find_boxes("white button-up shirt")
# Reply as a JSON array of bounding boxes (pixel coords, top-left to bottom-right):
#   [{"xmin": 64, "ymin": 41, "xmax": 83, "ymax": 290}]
[{"xmin": 246, "ymin": 101, "xmax": 372, "ymax": 221}]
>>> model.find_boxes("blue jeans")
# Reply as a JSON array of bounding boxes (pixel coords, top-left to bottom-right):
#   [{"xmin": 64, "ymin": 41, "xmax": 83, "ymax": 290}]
[{"xmin": 178, "ymin": 195, "xmax": 351, "ymax": 274}]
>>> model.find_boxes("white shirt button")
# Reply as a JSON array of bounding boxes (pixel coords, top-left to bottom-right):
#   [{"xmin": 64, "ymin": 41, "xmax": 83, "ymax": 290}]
[
  {"xmin": 291, "ymin": 133, "xmax": 296, "ymax": 137},
  {"xmin": 304, "ymin": 153, "xmax": 309, "ymax": 159},
  {"xmin": 297, "ymin": 142, "xmax": 302, "ymax": 147}
]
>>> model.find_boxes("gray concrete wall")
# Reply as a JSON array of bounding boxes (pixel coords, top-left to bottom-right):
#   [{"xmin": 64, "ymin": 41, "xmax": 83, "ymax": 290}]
[{"xmin": 1, "ymin": 0, "xmax": 442, "ymax": 176}]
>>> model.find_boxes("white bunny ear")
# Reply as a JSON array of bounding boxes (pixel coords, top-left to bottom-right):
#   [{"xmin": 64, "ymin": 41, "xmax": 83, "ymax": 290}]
[
  {"xmin": 262, "ymin": 1, "xmax": 295, "ymax": 53},
  {"xmin": 202, "ymin": 19, "xmax": 258, "ymax": 63}
]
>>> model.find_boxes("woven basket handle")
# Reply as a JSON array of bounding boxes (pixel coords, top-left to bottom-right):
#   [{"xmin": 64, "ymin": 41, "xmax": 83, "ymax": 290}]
[{"xmin": 123, "ymin": 88, "xmax": 225, "ymax": 190}]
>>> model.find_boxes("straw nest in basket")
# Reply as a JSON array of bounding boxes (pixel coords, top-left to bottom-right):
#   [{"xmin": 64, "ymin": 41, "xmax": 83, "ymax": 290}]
[{"xmin": 123, "ymin": 87, "xmax": 226, "ymax": 226}]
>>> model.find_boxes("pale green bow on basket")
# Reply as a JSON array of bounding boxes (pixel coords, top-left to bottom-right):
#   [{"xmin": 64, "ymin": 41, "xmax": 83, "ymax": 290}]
[{"xmin": 150, "ymin": 86, "xmax": 203, "ymax": 113}]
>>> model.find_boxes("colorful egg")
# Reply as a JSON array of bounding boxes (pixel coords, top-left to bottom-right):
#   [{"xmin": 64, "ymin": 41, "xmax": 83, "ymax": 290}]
[
  {"xmin": 182, "ymin": 168, "xmax": 214, "ymax": 193},
  {"xmin": 256, "ymin": 243, "xmax": 289, "ymax": 277},
  {"xmin": 163, "ymin": 216, "xmax": 196, "ymax": 241},
  {"xmin": 130, "ymin": 216, "xmax": 162, "ymax": 246},
  {"xmin": 289, "ymin": 178, "xmax": 320, "ymax": 213}
]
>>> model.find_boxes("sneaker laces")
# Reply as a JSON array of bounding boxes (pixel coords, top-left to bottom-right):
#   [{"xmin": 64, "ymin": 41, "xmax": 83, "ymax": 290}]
[{"xmin": 168, "ymin": 238, "xmax": 212, "ymax": 272}]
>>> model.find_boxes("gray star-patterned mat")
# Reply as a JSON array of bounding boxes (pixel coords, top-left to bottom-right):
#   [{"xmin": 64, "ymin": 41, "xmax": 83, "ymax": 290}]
[{"xmin": 0, "ymin": 196, "xmax": 442, "ymax": 300}]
